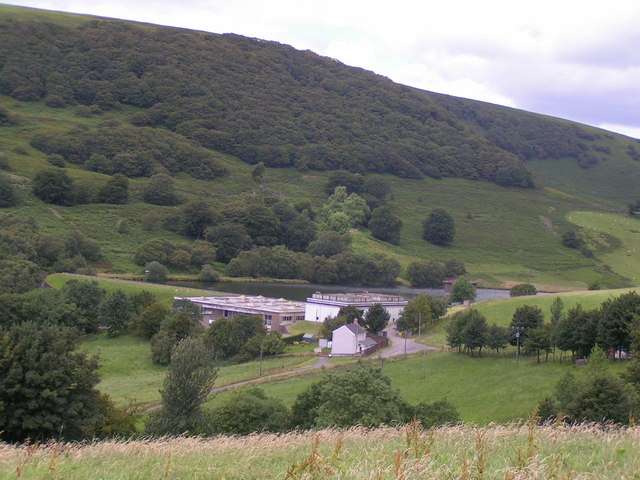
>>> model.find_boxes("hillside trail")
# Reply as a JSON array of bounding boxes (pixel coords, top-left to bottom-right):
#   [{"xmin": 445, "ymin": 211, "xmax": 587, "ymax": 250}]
[{"xmin": 145, "ymin": 326, "xmax": 437, "ymax": 412}]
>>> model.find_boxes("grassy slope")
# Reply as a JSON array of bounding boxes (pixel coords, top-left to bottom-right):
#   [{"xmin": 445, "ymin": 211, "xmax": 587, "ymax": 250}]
[
  {"xmin": 3, "ymin": 93, "xmax": 637, "ymax": 288},
  {"xmin": 2, "ymin": 424, "xmax": 639, "ymax": 479}
]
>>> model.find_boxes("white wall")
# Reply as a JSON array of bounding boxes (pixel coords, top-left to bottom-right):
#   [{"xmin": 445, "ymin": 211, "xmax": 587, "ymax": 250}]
[
  {"xmin": 304, "ymin": 303, "xmax": 341, "ymax": 322},
  {"xmin": 331, "ymin": 327, "xmax": 356, "ymax": 355}
]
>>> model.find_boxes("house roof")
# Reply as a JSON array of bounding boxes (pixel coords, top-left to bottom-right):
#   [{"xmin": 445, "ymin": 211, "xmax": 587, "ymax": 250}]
[
  {"xmin": 174, "ymin": 295, "xmax": 306, "ymax": 316},
  {"xmin": 334, "ymin": 322, "xmax": 367, "ymax": 336},
  {"xmin": 360, "ymin": 338, "xmax": 377, "ymax": 348}
]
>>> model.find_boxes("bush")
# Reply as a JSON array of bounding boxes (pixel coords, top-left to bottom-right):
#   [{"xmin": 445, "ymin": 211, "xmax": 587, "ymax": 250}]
[
  {"xmin": 143, "ymin": 173, "xmax": 179, "ymax": 206},
  {"xmin": 0, "ymin": 174, "xmax": 19, "ymax": 207},
  {"xmin": 145, "ymin": 261, "xmax": 168, "ymax": 283},
  {"xmin": 199, "ymin": 264, "xmax": 220, "ymax": 282},
  {"xmin": 32, "ymin": 168, "xmax": 75, "ymax": 205},
  {"xmin": 406, "ymin": 260, "xmax": 445, "ymax": 287},
  {"xmin": 422, "ymin": 208, "xmax": 455, "ymax": 246},
  {"xmin": 509, "ymin": 283, "xmax": 537, "ymax": 297}
]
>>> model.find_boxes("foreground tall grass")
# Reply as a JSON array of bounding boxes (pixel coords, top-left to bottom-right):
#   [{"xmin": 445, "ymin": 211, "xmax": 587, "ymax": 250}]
[{"xmin": 2, "ymin": 422, "xmax": 639, "ymax": 479}]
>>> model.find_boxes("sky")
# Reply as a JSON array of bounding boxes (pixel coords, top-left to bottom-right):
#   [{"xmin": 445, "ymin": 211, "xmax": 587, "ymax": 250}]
[{"xmin": 6, "ymin": 0, "xmax": 640, "ymax": 138}]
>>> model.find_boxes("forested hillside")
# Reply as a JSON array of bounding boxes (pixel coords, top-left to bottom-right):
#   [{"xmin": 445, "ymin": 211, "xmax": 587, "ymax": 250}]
[
  {"xmin": 0, "ymin": 4, "xmax": 639, "ymax": 289},
  {"xmin": 3, "ymin": 6, "xmax": 636, "ymax": 188}
]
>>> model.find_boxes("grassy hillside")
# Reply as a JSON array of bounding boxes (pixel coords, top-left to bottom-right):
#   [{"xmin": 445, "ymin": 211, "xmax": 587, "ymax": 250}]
[
  {"xmin": 1, "ymin": 4, "xmax": 639, "ymax": 289},
  {"xmin": 2, "ymin": 424, "xmax": 639, "ymax": 479}
]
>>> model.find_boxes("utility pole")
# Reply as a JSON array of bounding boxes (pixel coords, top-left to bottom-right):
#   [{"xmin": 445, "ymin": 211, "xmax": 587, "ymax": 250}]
[
  {"xmin": 514, "ymin": 327, "xmax": 521, "ymax": 364},
  {"xmin": 404, "ymin": 331, "xmax": 408, "ymax": 355},
  {"xmin": 418, "ymin": 312, "xmax": 422, "ymax": 336}
]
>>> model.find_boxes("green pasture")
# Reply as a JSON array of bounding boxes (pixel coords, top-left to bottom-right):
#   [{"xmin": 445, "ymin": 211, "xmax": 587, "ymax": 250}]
[
  {"xmin": 212, "ymin": 350, "xmax": 626, "ymax": 425},
  {"xmin": 81, "ymin": 334, "xmax": 316, "ymax": 407},
  {"xmin": 47, "ymin": 273, "xmax": 216, "ymax": 303},
  {"xmin": 567, "ymin": 210, "xmax": 640, "ymax": 284}
]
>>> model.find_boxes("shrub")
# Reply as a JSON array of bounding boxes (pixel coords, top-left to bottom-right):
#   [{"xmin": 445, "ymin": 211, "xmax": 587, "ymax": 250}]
[
  {"xmin": 145, "ymin": 261, "xmax": 168, "ymax": 283},
  {"xmin": 509, "ymin": 283, "xmax": 537, "ymax": 297}
]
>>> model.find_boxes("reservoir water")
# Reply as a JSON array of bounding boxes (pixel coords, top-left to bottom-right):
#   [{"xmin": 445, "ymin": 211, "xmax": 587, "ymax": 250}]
[{"xmin": 170, "ymin": 280, "xmax": 511, "ymax": 303}]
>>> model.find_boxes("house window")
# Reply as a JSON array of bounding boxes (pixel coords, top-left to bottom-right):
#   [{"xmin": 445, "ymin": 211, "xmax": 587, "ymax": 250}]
[
  {"xmin": 283, "ymin": 316, "xmax": 292, "ymax": 322},
  {"xmin": 264, "ymin": 314, "xmax": 272, "ymax": 326},
  {"xmin": 296, "ymin": 315, "xmax": 305, "ymax": 321},
  {"xmin": 223, "ymin": 310, "xmax": 230, "ymax": 318}
]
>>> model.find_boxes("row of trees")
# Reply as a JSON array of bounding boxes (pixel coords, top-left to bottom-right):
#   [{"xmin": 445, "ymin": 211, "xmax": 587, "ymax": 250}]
[{"xmin": 446, "ymin": 292, "xmax": 640, "ymax": 361}]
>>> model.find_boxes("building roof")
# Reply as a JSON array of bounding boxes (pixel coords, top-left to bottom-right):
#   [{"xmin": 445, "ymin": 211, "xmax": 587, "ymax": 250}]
[
  {"xmin": 307, "ymin": 291, "xmax": 407, "ymax": 307},
  {"xmin": 175, "ymin": 295, "xmax": 306, "ymax": 316},
  {"xmin": 334, "ymin": 322, "xmax": 367, "ymax": 336}
]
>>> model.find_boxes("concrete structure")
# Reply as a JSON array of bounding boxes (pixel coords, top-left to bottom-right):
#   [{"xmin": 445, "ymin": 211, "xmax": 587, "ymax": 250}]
[
  {"xmin": 176, "ymin": 295, "xmax": 306, "ymax": 332},
  {"xmin": 330, "ymin": 322, "xmax": 378, "ymax": 356},
  {"xmin": 305, "ymin": 291, "xmax": 408, "ymax": 323}
]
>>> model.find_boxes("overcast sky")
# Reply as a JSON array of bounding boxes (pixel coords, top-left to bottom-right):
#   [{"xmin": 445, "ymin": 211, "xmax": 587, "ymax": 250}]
[{"xmin": 6, "ymin": 0, "xmax": 640, "ymax": 138}]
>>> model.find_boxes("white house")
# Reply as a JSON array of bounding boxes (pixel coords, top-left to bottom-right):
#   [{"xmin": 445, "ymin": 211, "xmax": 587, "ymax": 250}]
[
  {"xmin": 330, "ymin": 322, "xmax": 377, "ymax": 356},
  {"xmin": 305, "ymin": 291, "xmax": 407, "ymax": 323}
]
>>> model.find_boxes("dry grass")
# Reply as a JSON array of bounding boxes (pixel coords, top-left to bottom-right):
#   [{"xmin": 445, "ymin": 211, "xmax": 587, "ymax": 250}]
[{"xmin": 2, "ymin": 422, "xmax": 639, "ymax": 479}]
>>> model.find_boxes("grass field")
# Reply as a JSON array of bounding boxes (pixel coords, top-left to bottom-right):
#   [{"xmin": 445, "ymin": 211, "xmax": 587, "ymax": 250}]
[
  {"xmin": 222, "ymin": 351, "xmax": 627, "ymax": 425},
  {"xmin": 81, "ymin": 334, "xmax": 316, "ymax": 407},
  {"xmin": 46, "ymin": 273, "xmax": 217, "ymax": 304},
  {"xmin": 2, "ymin": 423, "xmax": 639, "ymax": 479}
]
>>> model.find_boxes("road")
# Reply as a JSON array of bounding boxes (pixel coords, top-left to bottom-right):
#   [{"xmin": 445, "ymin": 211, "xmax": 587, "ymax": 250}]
[{"xmin": 146, "ymin": 326, "xmax": 438, "ymax": 411}]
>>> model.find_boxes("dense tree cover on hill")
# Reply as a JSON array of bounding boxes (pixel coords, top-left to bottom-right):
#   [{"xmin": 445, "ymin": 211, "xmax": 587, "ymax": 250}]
[
  {"xmin": 431, "ymin": 93, "xmax": 623, "ymax": 169},
  {"xmin": 0, "ymin": 16, "xmax": 543, "ymax": 185},
  {"xmin": 30, "ymin": 124, "xmax": 227, "ymax": 180},
  {"xmin": 0, "ymin": 215, "xmax": 102, "ymax": 286}
]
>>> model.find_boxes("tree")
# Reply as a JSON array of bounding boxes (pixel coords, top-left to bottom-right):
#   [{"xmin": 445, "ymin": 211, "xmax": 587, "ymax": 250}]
[
  {"xmin": 597, "ymin": 291, "xmax": 640, "ymax": 354},
  {"xmin": 338, "ymin": 305, "xmax": 364, "ymax": 323},
  {"xmin": 363, "ymin": 303, "xmax": 390, "ymax": 334},
  {"xmin": 485, "ymin": 324, "xmax": 511, "ymax": 355},
  {"xmin": 406, "ymin": 260, "xmax": 445, "ymax": 287},
  {"xmin": 318, "ymin": 315, "xmax": 349, "ymax": 339},
  {"xmin": 143, "ymin": 173, "xmax": 179, "ymax": 206},
  {"xmin": 0, "ymin": 259, "xmax": 42, "ymax": 294},
  {"xmin": 204, "ymin": 314, "xmax": 265, "ymax": 359},
  {"xmin": 0, "ymin": 174, "xmax": 18, "ymax": 207},
  {"xmin": 411, "ymin": 399, "xmax": 460, "ymax": 428},
  {"xmin": 62, "ymin": 280, "xmax": 105, "ymax": 331},
  {"xmin": 553, "ymin": 304, "xmax": 597, "ymax": 359},
  {"xmin": 0, "ymin": 322, "xmax": 104, "ymax": 441},
  {"xmin": 97, "ymin": 174, "xmax": 129, "ymax": 204},
  {"xmin": 422, "ymin": 208, "xmax": 455, "ymax": 246},
  {"xmin": 444, "ymin": 259, "xmax": 466, "ymax": 277},
  {"xmin": 135, "ymin": 302, "xmax": 169, "ymax": 339},
  {"xmin": 208, "ymin": 388, "xmax": 290, "ymax": 435},
  {"xmin": 561, "ymin": 231, "xmax": 582, "ymax": 249},
  {"xmin": 205, "ymin": 222, "xmax": 252, "ymax": 263},
  {"xmin": 307, "ymin": 230, "xmax": 351, "ymax": 257},
  {"xmin": 291, "ymin": 367, "xmax": 408, "ymax": 429},
  {"xmin": 32, "ymin": 168, "xmax": 75, "ymax": 205},
  {"xmin": 449, "ymin": 278, "xmax": 476, "ymax": 303},
  {"xmin": 251, "ymin": 161, "xmax": 265, "ymax": 182},
  {"xmin": 461, "ymin": 310, "xmax": 488, "ymax": 356},
  {"xmin": 98, "ymin": 290, "xmax": 135, "ymax": 337},
  {"xmin": 510, "ymin": 305, "xmax": 544, "ymax": 355},
  {"xmin": 368, "ymin": 206, "xmax": 402, "ymax": 244},
  {"xmin": 180, "ymin": 200, "xmax": 219, "ymax": 238},
  {"xmin": 145, "ymin": 261, "xmax": 168, "ymax": 283},
  {"xmin": 523, "ymin": 324, "xmax": 552, "ymax": 362},
  {"xmin": 397, "ymin": 295, "xmax": 446, "ymax": 334},
  {"xmin": 145, "ymin": 337, "xmax": 218, "ymax": 435},
  {"xmin": 540, "ymin": 358, "xmax": 638, "ymax": 425},
  {"xmin": 509, "ymin": 283, "xmax": 537, "ymax": 297}
]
